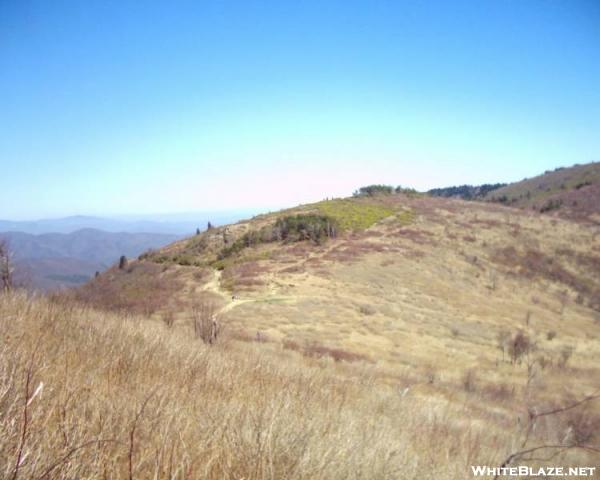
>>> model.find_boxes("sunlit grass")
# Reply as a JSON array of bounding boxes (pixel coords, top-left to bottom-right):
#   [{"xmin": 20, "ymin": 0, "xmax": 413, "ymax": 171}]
[{"xmin": 311, "ymin": 198, "xmax": 397, "ymax": 230}]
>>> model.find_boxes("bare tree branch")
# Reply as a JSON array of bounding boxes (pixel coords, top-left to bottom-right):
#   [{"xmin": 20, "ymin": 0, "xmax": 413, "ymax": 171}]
[
  {"xmin": 495, "ymin": 391, "xmax": 600, "ymax": 479},
  {"xmin": 0, "ymin": 238, "xmax": 14, "ymax": 292}
]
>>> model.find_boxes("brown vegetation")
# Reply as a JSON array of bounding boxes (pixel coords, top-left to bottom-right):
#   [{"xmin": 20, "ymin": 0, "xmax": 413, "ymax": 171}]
[
  {"xmin": 0, "ymin": 292, "xmax": 550, "ymax": 479},
  {"xmin": 60, "ymin": 262, "xmax": 187, "ymax": 315},
  {"xmin": 0, "ymin": 238, "xmax": 14, "ymax": 292}
]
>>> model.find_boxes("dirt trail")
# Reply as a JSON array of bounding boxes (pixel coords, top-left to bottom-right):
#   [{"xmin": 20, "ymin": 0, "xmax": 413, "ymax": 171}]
[
  {"xmin": 201, "ymin": 270, "xmax": 250, "ymax": 315},
  {"xmin": 201, "ymin": 269, "xmax": 296, "ymax": 317}
]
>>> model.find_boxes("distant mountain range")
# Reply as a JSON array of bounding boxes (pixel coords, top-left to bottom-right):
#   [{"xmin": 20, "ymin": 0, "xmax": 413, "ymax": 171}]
[
  {"xmin": 2, "ymin": 229, "xmax": 180, "ymax": 291},
  {"xmin": 0, "ymin": 210, "xmax": 267, "ymax": 235},
  {"xmin": 0, "ymin": 209, "xmax": 279, "ymax": 291}
]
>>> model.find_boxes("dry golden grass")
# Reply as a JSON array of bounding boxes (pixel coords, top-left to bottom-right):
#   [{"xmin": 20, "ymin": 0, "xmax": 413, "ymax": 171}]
[
  {"xmin": 1, "ymin": 291, "xmax": 599, "ymax": 479},
  {"xmin": 38, "ymin": 193, "xmax": 600, "ymax": 477},
  {"xmin": 191, "ymin": 197, "xmax": 599, "ymax": 400}
]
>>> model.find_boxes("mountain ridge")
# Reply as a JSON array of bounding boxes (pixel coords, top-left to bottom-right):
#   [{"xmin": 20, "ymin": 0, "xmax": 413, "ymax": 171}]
[{"xmin": 2, "ymin": 228, "xmax": 181, "ymax": 290}]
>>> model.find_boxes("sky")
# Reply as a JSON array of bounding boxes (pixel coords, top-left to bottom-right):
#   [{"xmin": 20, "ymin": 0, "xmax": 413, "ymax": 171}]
[{"xmin": 0, "ymin": 0, "xmax": 599, "ymax": 220}]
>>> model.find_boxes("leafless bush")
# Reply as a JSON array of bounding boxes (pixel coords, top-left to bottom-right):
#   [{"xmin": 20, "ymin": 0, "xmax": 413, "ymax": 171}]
[
  {"xmin": 191, "ymin": 301, "xmax": 219, "ymax": 344},
  {"xmin": 497, "ymin": 330, "xmax": 511, "ymax": 362},
  {"xmin": 359, "ymin": 304, "xmax": 376, "ymax": 316},
  {"xmin": 462, "ymin": 369, "xmax": 477, "ymax": 392},
  {"xmin": 482, "ymin": 382, "xmax": 513, "ymax": 402},
  {"xmin": 494, "ymin": 390, "xmax": 600, "ymax": 478},
  {"xmin": 487, "ymin": 270, "xmax": 498, "ymax": 291},
  {"xmin": 537, "ymin": 355, "xmax": 550, "ymax": 370},
  {"xmin": 162, "ymin": 311, "xmax": 175, "ymax": 328},
  {"xmin": 0, "ymin": 238, "xmax": 14, "ymax": 292},
  {"xmin": 304, "ymin": 343, "xmax": 369, "ymax": 363},
  {"xmin": 508, "ymin": 330, "xmax": 534, "ymax": 365},
  {"xmin": 559, "ymin": 346, "xmax": 574, "ymax": 368},
  {"xmin": 283, "ymin": 339, "xmax": 369, "ymax": 363},
  {"xmin": 565, "ymin": 407, "xmax": 600, "ymax": 446}
]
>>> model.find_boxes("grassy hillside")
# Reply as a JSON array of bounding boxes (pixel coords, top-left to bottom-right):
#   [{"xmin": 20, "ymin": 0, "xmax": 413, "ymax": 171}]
[
  {"xmin": 48, "ymin": 191, "xmax": 600, "ymax": 476},
  {"xmin": 73, "ymin": 194, "xmax": 600, "ymax": 377},
  {"xmin": 2, "ymin": 291, "xmax": 599, "ymax": 479},
  {"xmin": 486, "ymin": 162, "xmax": 600, "ymax": 223}
]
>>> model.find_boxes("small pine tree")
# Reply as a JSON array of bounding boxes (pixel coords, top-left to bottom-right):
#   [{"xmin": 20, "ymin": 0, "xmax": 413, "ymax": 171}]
[
  {"xmin": 196, "ymin": 228, "xmax": 200, "ymax": 235},
  {"xmin": 118, "ymin": 255, "xmax": 127, "ymax": 270},
  {"xmin": 207, "ymin": 221, "xmax": 213, "ymax": 230}
]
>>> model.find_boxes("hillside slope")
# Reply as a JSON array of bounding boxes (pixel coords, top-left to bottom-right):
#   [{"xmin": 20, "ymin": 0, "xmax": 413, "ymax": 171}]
[
  {"xmin": 486, "ymin": 162, "xmax": 600, "ymax": 223},
  {"xmin": 1, "ymin": 292, "xmax": 481, "ymax": 478},
  {"xmin": 49, "ymin": 192, "xmax": 600, "ymax": 475},
  {"xmin": 73, "ymin": 194, "xmax": 600, "ymax": 391},
  {"xmin": 3, "ymin": 290, "xmax": 599, "ymax": 478}
]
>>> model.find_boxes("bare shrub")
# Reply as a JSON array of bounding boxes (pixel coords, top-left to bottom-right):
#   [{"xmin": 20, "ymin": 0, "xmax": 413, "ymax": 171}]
[
  {"xmin": 304, "ymin": 343, "xmax": 369, "ymax": 363},
  {"xmin": 559, "ymin": 346, "xmax": 574, "ymax": 368},
  {"xmin": 462, "ymin": 369, "xmax": 477, "ymax": 392},
  {"xmin": 0, "ymin": 238, "xmax": 14, "ymax": 292},
  {"xmin": 487, "ymin": 270, "xmax": 498, "ymax": 291},
  {"xmin": 162, "ymin": 311, "xmax": 175, "ymax": 328},
  {"xmin": 359, "ymin": 304, "xmax": 376, "ymax": 316},
  {"xmin": 191, "ymin": 302, "xmax": 219, "ymax": 344},
  {"xmin": 537, "ymin": 356, "xmax": 550, "ymax": 370},
  {"xmin": 496, "ymin": 330, "xmax": 511, "ymax": 362},
  {"xmin": 424, "ymin": 368, "xmax": 436, "ymax": 385},
  {"xmin": 282, "ymin": 338, "xmax": 302, "ymax": 352},
  {"xmin": 494, "ymin": 390, "xmax": 600, "ymax": 478},
  {"xmin": 482, "ymin": 382, "xmax": 513, "ymax": 402},
  {"xmin": 508, "ymin": 330, "xmax": 533, "ymax": 365},
  {"xmin": 565, "ymin": 407, "xmax": 600, "ymax": 446},
  {"xmin": 283, "ymin": 339, "xmax": 369, "ymax": 363}
]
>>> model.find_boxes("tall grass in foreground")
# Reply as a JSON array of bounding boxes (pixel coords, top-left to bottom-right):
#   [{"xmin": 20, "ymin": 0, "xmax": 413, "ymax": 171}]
[{"xmin": 0, "ymin": 292, "xmax": 596, "ymax": 479}]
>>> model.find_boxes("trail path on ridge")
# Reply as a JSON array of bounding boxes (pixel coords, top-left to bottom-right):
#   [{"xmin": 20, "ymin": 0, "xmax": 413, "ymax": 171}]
[{"xmin": 201, "ymin": 269, "xmax": 296, "ymax": 317}]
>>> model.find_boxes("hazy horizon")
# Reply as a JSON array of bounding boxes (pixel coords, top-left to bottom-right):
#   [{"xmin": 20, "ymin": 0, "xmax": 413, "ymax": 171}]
[
  {"xmin": 0, "ymin": 161, "xmax": 592, "ymax": 222},
  {"xmin": 1, "ymin": 1, "xmax": 598, "ymax": 219},
  {"xmin": 0, "ymin": 208, "xmax": 278, "ymax": 223}
]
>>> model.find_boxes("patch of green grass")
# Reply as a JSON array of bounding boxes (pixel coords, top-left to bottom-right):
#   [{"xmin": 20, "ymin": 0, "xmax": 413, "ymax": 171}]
[
  {"xmin": 312, "ymin": 199, "xmax": 396, "ymax": 230},
  {"xmin": 396, "ymin": 209, "xmax": 415, "ymax": 226}
]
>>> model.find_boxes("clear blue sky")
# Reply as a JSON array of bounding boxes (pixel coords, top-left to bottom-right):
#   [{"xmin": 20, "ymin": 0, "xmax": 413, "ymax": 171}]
[{"xmin": 1, "ymin": 0, "xmax": 599, "ymax": 219}]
